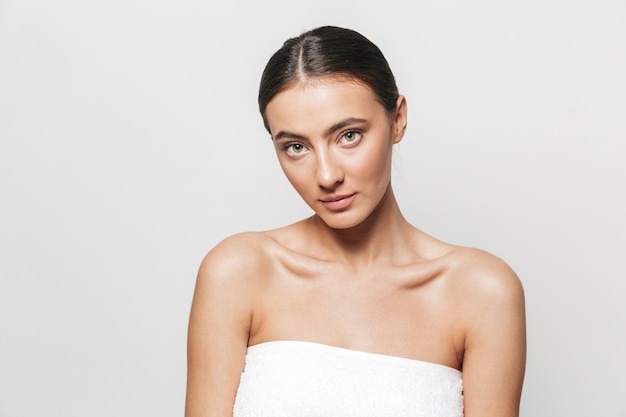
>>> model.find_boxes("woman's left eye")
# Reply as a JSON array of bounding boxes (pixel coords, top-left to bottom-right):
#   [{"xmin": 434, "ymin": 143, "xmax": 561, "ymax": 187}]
[{"xmin": 340, "ymin": 130, "xmax": 362, "ymax": 144}]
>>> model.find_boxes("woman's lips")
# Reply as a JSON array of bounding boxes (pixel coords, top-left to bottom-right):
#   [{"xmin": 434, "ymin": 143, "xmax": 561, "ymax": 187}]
[{"xmin": 320, "ymin": 194, "xmax": 356, "ymax": 210}]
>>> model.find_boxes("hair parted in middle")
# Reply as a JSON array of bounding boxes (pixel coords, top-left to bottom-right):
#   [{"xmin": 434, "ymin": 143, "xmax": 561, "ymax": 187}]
[{"xmin": 258, "ymin": 26, "xmax": 400, "ymax": 132}]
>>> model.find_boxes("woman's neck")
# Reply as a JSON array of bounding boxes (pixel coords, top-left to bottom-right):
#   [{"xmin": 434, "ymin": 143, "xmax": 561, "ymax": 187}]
[{"xmin": 305, "ymin": 187, "xmax": 415, "ymax": 269}]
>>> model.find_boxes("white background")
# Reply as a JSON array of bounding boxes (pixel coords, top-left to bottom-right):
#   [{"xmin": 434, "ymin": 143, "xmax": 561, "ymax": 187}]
[{"xmin": 1, "ymin": 0, "xmax": 625, "ymax": 416}]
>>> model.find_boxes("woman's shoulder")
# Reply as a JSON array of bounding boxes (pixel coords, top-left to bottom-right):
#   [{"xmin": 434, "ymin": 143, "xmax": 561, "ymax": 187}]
[
  {"xmin": 195, "ymin": 231, "xmax": 279, "ymax": 286},
  {"xmin": 442, "ymin": 244, "xmax": 524, "ymax": 307},
  {"xmin": 207, "ymin": 230, "xmax": 274, "ymax": 253},
  {"xmin": 201, "ymin": 230, "xmax": 277, "ymax": 265},
  {"xmin": 197, "ymin": 223, "xmax": 304, "ymax": 278}
]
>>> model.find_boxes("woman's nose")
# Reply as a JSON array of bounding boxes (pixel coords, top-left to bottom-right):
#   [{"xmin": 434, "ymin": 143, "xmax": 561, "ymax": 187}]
[{"xmin": 316, "ymin": 151, "xmax": 344, "ymax": 189}]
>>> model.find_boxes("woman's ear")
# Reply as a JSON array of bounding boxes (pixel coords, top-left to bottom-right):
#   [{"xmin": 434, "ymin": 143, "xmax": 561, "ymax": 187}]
[{"xmin": 392, "ymin": 95, "xmax": 408, "ymax": 144}]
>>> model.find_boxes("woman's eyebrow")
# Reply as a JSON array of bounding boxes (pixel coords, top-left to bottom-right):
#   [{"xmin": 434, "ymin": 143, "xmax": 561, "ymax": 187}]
[
  {"xmin": 272, "ymin": 117, "xmax": 367, "ymax": 141},
  {"xmin": 273, "ymin": 131, "xmax": 307, "ymax": 141},
  {"xmin": 323, "ymin": 118, "xmax": 367, "ymax": 137}
]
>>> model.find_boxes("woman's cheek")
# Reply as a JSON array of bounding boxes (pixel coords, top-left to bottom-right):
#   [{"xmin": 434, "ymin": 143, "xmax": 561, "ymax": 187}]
[
  {"xmin": 284, "ymin": 165, "xmax": 314, "ymax": 196},
  {"xmin": 351, "ymin": 149, "xmax": 389, "ymax": 181}
]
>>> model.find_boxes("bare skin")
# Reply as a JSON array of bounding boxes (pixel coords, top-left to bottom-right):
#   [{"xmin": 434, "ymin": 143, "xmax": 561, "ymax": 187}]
[{"xmin": 185, "ymin": 77, "xmax": 526, "ymax": 417}]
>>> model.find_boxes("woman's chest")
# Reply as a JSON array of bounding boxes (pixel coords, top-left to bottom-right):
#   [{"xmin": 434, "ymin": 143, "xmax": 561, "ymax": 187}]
[{"xmin": 250, "ymin": 272, "xmax": 463, "ymax": 369}]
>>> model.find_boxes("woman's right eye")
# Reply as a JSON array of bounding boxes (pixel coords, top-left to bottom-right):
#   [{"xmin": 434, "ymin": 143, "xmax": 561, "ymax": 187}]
[{"xmin": 284, "ymin": 142, "xmax": 307, "ymax": 156}]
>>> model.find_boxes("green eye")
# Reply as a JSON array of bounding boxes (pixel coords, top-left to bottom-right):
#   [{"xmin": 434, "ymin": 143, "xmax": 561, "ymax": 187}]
[
  {"xmin": 284, "ymin": 142, "xmax": 307, "ymax": 156},
  {"xmin": 341, "ymin": 130, "xmax": 362, "ymax": 143},
  {"xmin": 290, "ymin": 143, "xmax": 303, "ymax": 153}
]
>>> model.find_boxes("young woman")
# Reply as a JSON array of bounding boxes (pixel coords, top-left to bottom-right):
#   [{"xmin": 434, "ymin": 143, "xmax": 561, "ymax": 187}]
[{"xmin": 185, "ymin": 26, "xmax": 526, "ymax": 417}]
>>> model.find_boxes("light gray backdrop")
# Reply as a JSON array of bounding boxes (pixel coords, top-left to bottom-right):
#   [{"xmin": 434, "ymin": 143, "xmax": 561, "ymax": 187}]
[{"xmin": 1, "ymin": 0, "xmax": 625, "ymax": 416}]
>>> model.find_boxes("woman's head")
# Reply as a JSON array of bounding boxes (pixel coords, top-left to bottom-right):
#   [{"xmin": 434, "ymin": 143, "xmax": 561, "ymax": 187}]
[{"xmin": 259, "ymin": 26, "xmax": 399, "ymax": 132}]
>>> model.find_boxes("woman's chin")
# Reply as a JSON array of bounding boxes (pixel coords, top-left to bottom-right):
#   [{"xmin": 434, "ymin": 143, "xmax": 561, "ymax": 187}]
[{"xmin": 313, "ymin": 212, "xmax": 366, "ymax": 231}]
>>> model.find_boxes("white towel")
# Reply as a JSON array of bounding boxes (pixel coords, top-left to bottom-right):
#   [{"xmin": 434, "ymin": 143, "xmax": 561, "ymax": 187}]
[{"xmin": 233, "ymin": 340, "xmax": 463, "ymax": 417}]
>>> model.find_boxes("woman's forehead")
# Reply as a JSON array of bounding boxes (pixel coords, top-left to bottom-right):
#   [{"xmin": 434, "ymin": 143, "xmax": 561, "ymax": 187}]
[
  {"xmin": 281, "ymin": 75, "xmax": 372, "ymax": 95},
  {"xmin": 264, "ymin": 79, "xmax": 384, "ymax": 135},
  {"xmin": 267, "ymin": 78, "xmax": 379, "ymax": 115}
]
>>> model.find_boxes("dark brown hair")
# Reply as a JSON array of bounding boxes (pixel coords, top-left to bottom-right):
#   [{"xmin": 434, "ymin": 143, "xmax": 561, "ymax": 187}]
[{"xmin": 258, "ymin": 26, "xmax": 399, "ymax": 132}]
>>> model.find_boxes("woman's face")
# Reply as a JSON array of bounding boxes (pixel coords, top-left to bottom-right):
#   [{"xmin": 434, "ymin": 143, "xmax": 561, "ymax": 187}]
[{"xmin": 265, "ymin": 77, "xmax": 407, "ymax": 230}]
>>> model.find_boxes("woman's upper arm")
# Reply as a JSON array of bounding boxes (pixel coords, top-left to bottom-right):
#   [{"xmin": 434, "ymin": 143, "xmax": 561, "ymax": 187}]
[
  {"xmin": 185, "ymin": 235, "xmax": 259, "ymax": 417},
  {"xmin": 461, "ymin": 256, "xmax": 527, "ymax": 417}
]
